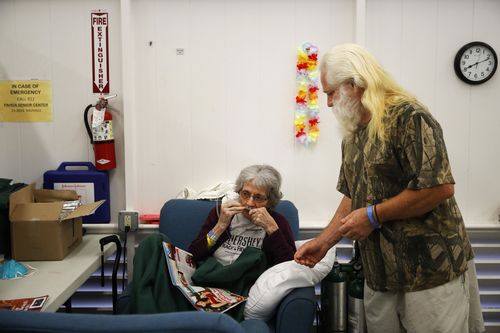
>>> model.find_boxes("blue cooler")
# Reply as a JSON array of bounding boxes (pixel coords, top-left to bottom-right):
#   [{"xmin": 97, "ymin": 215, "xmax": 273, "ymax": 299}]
[{"xmin": 43, "ymin": 162, "xmax": 110, "ymax": 223}]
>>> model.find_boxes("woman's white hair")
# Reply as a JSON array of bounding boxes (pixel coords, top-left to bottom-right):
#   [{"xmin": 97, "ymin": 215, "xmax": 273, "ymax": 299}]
[{"xmin": 234, "ymin": 164, "xmax": 283, "ymax": 208}]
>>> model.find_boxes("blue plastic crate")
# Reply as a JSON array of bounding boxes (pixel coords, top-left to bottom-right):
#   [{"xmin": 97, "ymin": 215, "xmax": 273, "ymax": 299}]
[{"xmin": 43, "ymin": 162, "xmax": 110, "ymax": 223}]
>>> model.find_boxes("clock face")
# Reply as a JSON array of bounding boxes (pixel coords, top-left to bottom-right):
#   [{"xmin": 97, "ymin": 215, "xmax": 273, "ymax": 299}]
[{"xmin": 454, "ymin": 42, "xmax": 498, "ymax": 85}]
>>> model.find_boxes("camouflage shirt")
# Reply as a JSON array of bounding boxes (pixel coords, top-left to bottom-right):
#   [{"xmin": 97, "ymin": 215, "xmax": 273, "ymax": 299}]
[{"xmin": 337, "ymin": 102, "xmax": 473, "ymax": 292}]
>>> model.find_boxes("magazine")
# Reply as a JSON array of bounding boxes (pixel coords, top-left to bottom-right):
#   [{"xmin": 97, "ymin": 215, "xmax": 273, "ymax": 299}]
[
  {"xmin": 162, "ymin": 242, "xmax": 246, "ymax": 313},
  {"xmin": 0, "ymin": 295, "xmax": 48, "ymax": 311}
]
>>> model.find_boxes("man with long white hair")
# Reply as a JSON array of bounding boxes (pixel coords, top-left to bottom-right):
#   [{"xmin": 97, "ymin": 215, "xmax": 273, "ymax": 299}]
[{"xmin": 295, "ymin": 44, "xmax": 484, "ymax": 333}]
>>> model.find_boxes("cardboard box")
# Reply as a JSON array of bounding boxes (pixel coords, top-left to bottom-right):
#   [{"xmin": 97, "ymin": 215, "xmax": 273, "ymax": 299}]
[{"xmin": 9, "ymin": 183, "xmax": 104, "ymax": 261}]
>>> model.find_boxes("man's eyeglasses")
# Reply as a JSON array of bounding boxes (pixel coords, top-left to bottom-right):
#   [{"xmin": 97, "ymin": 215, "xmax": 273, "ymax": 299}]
[{"xmin": 239, "ymin": 190, "xmax": 268, "ymax": 204}]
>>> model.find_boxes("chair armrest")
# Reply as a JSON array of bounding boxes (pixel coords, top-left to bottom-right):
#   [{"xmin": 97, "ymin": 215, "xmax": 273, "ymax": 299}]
[
  {"xmin": 0, "ymin": 310, "xmax": 247, "ymax": 333},
  {"xmin": 273, "ymin": 286, "xmax": 316, "ymax": 333}
]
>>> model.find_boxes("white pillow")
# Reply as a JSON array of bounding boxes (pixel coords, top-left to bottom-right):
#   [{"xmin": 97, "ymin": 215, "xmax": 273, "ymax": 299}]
[{"xmin": 243, "ymin": 239, "xmax": 336, "ymax": 321}]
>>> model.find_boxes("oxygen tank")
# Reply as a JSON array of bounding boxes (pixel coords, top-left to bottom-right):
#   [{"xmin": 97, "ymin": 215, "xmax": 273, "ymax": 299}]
[
  {"xmin": 347, "ymin": 263, "xmax": 367, "ymax": 333},
  {"xmin": 321, "ymin": 261, "xmax": 347, "ymax": 333}
]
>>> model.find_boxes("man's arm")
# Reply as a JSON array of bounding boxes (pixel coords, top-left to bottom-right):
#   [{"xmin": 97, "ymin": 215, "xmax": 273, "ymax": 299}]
[
  {"xmin": 376, "ymin": 184, "xmax": 454, "ymax": 222},
  {"xmin": 317, "ymin": 195, "xmax": 352, "ymax": 247},
  {"xmin": 339, "ymin": 184, "xmax": 454, "ymax": 240},
  {"xmin": 294, "ymin": 195, "xmax": 351, "ymax": 267}
]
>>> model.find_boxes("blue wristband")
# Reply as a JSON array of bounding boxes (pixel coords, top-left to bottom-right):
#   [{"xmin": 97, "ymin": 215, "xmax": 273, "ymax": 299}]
[
  {"xmin": 208, "ymin": 229, "xmax": 218, "ymax": 241},
  {"xmin": 367, "ymin": 205, "xmax": 381, "ymax": 229}
]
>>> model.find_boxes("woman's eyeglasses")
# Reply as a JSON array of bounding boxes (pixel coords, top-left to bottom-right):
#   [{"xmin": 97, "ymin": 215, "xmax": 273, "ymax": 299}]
[{"xmin": 239, "ymin": 190, "xmax": 268, "ymax": 204}]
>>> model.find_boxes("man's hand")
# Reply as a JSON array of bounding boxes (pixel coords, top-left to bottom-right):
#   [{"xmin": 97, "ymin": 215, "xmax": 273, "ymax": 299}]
[
  {"xmin": 248, "ymin": 207, "xmax": 278, "ymax": 235},
  {"xmin": 294, "ymin": 238, "xmax": 330, "ymax": 268},
  {"xmin": 338, "ymin": 207, "xmax": 374, "ymax": 240}
]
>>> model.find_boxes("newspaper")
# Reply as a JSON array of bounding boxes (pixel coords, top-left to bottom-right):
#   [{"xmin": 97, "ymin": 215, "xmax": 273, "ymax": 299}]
[
  {"xmin": 162, "ymin": 242, "xmax": 246, "ymax": 313},
  {"xmin": 0, "ymin": 295, "xmax": 48, "ymax": 311}
]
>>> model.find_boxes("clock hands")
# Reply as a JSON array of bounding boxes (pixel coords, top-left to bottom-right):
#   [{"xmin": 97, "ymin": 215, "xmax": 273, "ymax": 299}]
[{"xmin": 465, "ymin": 56, "xmax": 491, "ymax": 70}]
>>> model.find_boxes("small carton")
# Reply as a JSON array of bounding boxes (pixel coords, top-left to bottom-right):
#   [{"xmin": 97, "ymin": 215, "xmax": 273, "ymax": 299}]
[{"xmin": 9, "ymin": 183, "xmax": 104, "ymax": 261}]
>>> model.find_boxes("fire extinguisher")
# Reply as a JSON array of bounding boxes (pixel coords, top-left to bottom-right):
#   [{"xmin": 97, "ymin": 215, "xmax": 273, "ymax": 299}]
[{"xmin": 84, "ymin": 94, "xmax": 117, "ymax": 170}]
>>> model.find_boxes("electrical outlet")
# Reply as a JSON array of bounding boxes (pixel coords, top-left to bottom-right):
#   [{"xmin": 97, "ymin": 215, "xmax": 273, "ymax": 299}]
[
  {"xmin": 118, "ymin": 211, "xmax": 139, "ymax": 232},
  {"xmin": 124, "ymin": 215, "xmax": 132, "ymax": 228}
]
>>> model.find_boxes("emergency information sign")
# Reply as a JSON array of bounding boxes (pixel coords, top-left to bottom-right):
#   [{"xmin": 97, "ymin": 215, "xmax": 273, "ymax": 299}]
[
  {"xmin": 0, "ymin": 80, "xmax": 52, "ymax": 122},
  {"xmin": 91, "ymin": 11, "xmax": 110, "ymax": 94}
]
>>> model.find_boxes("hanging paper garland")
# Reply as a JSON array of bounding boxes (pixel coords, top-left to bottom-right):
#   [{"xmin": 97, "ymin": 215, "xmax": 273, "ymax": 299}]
[{"xmin": 295, "ymin": 42, "xmax": 320, "ymax": 145}]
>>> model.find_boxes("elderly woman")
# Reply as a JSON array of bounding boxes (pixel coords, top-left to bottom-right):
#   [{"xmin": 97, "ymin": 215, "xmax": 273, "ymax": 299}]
[
  {"xmin": 188, "ymin": 164, "xmax": 296, "ymax": 267},
  {"xmin": 127, "ymin": 164, "xmax": 296, "ymax": 317}
]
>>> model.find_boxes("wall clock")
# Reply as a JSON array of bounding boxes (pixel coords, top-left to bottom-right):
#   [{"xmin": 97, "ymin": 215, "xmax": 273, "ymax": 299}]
[{"xmin": 454, "ymin": 41, "xmax": 497, "ymax": 85}]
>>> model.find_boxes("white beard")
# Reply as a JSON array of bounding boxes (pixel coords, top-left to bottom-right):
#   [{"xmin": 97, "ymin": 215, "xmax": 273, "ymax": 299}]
[{"xmin": 332, "ymin": 87, "xmax": 364, "ymax": 137}]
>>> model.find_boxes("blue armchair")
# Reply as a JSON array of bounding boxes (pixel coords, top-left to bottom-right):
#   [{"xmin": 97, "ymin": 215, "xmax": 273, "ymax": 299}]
[
  {"xmin": 0, "ymin": 310, "xmax": 263, "ymax": 333},
  {"xmin": 118, "ymin": 199, "xmax": 316, "ymax": 333}
]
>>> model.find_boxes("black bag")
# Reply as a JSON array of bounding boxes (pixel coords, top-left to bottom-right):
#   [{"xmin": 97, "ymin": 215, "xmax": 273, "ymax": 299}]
[{"xmin": 0, "ymin": 179, "xmax": 27, "ymax": 258}]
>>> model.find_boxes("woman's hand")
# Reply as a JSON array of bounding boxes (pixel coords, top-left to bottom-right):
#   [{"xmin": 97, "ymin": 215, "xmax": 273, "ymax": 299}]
[
  {"xmin": 248, "ymin": 207, "xmax": 278, "ymax": 235},
  {"xmin": 218, "ymin": 200, "xmax": 246, "ymax": 229}
]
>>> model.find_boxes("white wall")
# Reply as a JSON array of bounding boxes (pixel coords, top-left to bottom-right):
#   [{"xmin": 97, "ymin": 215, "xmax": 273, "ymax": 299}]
[
  {"xmin": 127, "ymin": 0, "xmax": 354, "ymax": 228},
  {"xmin": 0, "ymin": 0, "xmax": 125, "ymax": 224},
  {"xmin": 1, "ymin": 0, "xmax": 500, "ymax": 228},
  {"xmin": 364, "ymin": 0, "xmax": 500, "ymax": 224}
]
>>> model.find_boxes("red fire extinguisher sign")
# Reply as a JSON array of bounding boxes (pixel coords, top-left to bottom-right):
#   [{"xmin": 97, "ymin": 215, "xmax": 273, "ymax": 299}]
[{"xmin": 91, "ymin": 11, "xmax": 110, "ymax": 94}]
